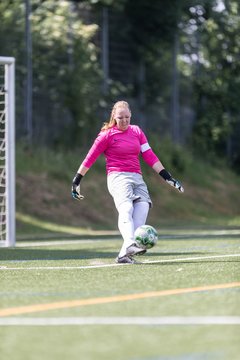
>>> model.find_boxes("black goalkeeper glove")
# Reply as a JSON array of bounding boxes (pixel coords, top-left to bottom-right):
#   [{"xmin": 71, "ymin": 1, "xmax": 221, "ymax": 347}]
[
  {"xmin": 71, "ymin": 173, "xmax": 84, "ymax": 200},
  {"xmin": 159, "ymin": 169, "xmax": 184, "ymax": 193}
]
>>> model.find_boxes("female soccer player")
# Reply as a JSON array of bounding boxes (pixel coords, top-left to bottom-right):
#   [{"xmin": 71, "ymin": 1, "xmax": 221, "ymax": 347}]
[{"xmin": 72, "ymin": 101, "xmax": 184, "ymax": 264}]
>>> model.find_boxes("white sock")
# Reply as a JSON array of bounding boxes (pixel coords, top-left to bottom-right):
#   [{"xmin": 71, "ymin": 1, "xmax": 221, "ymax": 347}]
[
  {"xmin": 117, "ymin": 201, "xmax": 135, "ymax": 257},
  {"xmin": 132, "ymin": 201, "xmax": 149, "ymax": 230}
]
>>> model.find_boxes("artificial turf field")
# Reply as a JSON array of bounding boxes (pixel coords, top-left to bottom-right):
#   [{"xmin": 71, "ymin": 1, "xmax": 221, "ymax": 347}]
[{"xmin": 0, "ymin": 228, "xmax": 240, "ymax": 360}]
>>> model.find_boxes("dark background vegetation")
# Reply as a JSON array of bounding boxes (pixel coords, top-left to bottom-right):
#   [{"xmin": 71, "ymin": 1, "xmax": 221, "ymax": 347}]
[
  {"xmin": 1, "ymin": 0, "xmax": 240, "ymax": 165},
  {"xmin": 1, "ymin": 0, "xmax": 240, "ymax": 233}
]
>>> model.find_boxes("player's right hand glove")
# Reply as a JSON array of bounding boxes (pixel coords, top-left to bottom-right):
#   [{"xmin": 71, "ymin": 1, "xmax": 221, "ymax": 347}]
[
  {"xmin": 71, "ymin": 173, "xmax": 84, "ymax": 200},
  {"xmin": 159, "ymin": 169, "xmax": 184, "ymax": 193}
]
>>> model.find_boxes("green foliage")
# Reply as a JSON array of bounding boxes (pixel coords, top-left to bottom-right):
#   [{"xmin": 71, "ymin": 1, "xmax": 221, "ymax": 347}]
[
  {"xmin": 1, "ymin": 0, "xmax": 240, "ymax": 165},
  {"xmin": 31, "ymin": 0, "xmax": 102, "ymax": 145},
  {"xmin": 124, "ymin": 0, "xmax": 181, "ymax": 56},
  {"xmin": 0, "ymin": 0, "xmax": 102, "ymax": 145},
  {"xmin": 189, "ymin": 1, "xmax": 240, "ymax": 161},
  {"xmin": 148, "ymin": 135, "xmax": 191, "ymax": 175},
  {"xmin": 15, "ymin": 140, "xmax": 240, "ymax": 231},
  {"xmin": 0, "ymin": 1, "xmax": 25, "ymax": 59},
  {"xmin": 16, "ymin": 142, "xmax": 84, "ymax": 181}
]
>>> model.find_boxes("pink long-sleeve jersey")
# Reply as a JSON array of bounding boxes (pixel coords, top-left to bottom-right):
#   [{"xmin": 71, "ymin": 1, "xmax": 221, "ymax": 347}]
[{"xmin": 82, "ymin": 125, "xmax": 159, "ymax": 175}]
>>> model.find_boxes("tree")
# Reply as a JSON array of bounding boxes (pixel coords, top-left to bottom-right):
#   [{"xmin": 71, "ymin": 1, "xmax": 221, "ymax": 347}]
[
  {"xmin": 0, "ymin": 0, "xmax": 102, "ymax": 146},
  {"xmin": 190, "ymin": 0, "xmax": 240, "ymax": 164}
]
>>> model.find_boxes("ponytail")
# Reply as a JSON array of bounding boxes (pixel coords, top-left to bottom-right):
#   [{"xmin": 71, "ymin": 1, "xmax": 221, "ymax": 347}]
[{"xmin": 101, "ymin": 101, "xmax": 131, "ymax": 131}]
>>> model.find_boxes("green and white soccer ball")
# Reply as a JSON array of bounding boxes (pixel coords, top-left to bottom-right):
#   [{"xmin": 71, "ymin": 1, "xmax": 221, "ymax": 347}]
[{"xmin": 134, "ymin": 225, "xmax": 158, "ymax": 250}]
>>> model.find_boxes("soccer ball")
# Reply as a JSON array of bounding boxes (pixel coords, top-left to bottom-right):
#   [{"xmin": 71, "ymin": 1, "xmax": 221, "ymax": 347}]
[{"xmin": 134, "ymin": 225, "xmax": 158, "ymax": 250}]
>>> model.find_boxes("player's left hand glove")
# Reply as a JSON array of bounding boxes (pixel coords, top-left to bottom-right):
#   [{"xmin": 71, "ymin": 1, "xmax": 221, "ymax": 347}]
[
  {"xmin": 159, "ymin": 169, "xmax": 184, "ymax": 193},
  {"xmin": 71, "ymin": 173, "xmax": 84, "ymax": 200}
]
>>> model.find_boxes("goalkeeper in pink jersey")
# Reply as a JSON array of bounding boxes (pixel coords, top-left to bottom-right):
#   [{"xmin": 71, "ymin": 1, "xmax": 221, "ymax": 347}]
[{"xmin": 72, "ymin": 101, "xmax": 184, "ymax": 264}]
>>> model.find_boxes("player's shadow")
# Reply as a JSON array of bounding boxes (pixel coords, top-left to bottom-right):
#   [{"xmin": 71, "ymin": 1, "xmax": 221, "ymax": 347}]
[
  {"xmin": 0, "ymin": 248, "xmax": 210, "ymax": 262},
  {"xmin": 0, "ymin": 248, "xmax": 117, "ymax": 261}
]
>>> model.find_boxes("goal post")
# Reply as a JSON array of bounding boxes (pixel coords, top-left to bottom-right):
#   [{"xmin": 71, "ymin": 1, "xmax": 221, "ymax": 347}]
[{"xmin": 0, "ymin": 57, "xmax": 16, "ymax": 247}]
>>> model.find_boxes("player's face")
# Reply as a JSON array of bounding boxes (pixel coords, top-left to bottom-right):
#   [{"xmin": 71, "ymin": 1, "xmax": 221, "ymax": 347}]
[{"xmin": 114, "ymin": 107, "xmax": 131, "ymax": 131}]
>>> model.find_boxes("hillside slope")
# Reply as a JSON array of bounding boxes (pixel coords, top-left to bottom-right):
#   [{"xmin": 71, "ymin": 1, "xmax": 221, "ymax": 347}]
[{"xmin": 16, "ymin": 145, "xmax": 240, "ymax": 236}]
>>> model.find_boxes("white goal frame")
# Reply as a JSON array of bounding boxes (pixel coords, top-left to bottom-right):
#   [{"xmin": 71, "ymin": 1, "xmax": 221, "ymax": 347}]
[{"xmin": 0, "ymin": 57, "xmax": 16, "ymax": 247}]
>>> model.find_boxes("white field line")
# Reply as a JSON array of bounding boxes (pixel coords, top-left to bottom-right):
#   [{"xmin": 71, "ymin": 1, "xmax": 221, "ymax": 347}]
[
  {"xmin": 0, "ymin": 316, "xmax": 240, "ymax": 326},
  {"xmin": 0, "ymin": 253, "xmax": 240, "ymax": 270},
  {"xmin": 144, "ymin": 253, "xmax": 240, "ymax": 264}
]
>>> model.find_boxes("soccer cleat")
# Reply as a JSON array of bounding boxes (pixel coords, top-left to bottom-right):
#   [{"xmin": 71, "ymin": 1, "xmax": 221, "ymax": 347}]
[
  {"xmin": 115, "ymin": 255, "xmax": 135, "ymax": 264},
  {"xmin": 126, "ymin": 243, "xmax": 146, "ymax": 256}
]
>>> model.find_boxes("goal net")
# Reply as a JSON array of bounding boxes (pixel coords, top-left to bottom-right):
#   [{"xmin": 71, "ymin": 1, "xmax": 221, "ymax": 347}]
[{"xmin": 0, "ymin": 57, "xmax": 16, "ymax": 247}]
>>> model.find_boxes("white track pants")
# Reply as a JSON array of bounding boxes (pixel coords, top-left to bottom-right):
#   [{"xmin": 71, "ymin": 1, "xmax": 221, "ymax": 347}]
[{"xmin": 118, "ymin": 201, "xmax": 149, "ymax": 257}]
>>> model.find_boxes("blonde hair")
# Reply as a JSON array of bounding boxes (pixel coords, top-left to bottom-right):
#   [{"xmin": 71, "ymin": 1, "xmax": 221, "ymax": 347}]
[{"xmin": 101, "ymin": 101, "xmax": 131, "ymax": 131}]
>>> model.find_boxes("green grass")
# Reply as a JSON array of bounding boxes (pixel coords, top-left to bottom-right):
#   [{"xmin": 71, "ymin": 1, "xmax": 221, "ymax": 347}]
[
  {"xmin": 15, "ymin": 142, "xmax": 240, "ymax": 235},
  {"xmin": 9, "ymin": 143, "xmax": 240, "ymax": 358},
  {"xmin": 1, "ymin": 229, "xmax": 240, "ymax": 360}
]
